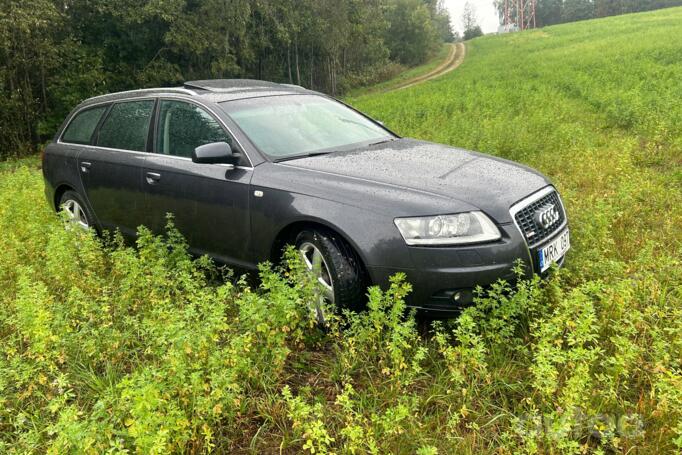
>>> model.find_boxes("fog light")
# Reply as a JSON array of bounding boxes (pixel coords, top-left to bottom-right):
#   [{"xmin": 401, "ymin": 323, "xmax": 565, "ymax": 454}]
[{"xmin": 452, "ymin": 291, "xmax": 462, "ymax": 302}]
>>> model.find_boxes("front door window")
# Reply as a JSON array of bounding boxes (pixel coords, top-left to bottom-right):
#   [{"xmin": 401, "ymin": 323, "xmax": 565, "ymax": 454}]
[{"xmin": 156, "ymin": 100, "xmax": 234, "ymax": 158}]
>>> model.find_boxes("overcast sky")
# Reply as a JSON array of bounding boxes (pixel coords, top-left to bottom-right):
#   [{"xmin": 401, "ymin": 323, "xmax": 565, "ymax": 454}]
[{"xmin": 443, "ymin": 0, "xmax": 501, "ymax": 35}]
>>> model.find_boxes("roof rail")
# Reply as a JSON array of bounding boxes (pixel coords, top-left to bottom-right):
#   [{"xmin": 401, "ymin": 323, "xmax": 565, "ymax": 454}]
[
  {"xmin": 183, "ymin": 81, "xmax": 214, "ymax": 91},
  {"xmin": 183, "ymin": 79, "xmax": 293, "ymax": 93},
  {"xmin": 85, "ymin": 87, "xmax": 197, "ymax": 103}
]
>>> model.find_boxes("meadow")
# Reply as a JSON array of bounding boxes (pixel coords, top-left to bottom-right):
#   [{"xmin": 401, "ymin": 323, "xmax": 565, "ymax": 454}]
[{"xmin": 1, "ymin": 7, "xmax": 681, "ymax": 454}]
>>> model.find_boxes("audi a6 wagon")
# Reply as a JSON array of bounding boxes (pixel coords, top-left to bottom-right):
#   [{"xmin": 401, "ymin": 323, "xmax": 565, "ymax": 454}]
[{"xmin": 43, "ymin": 79, "xmax": 569, "ymax": 319}]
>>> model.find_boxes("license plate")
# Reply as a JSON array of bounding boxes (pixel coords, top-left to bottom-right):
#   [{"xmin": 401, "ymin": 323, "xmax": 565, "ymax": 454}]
[{"xmin": 538, "ymin": 229, "xmax": 570, "ymax": 272}]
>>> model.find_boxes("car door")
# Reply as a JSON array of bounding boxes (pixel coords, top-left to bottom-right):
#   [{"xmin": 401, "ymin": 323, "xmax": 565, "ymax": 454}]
[
  {"xmin": 142, "ymin": 99, "xmax": 253, "ymax": 267},
  {"xmin": 77, "ymin": 99, "xmax": 154, "ymax": 237}
]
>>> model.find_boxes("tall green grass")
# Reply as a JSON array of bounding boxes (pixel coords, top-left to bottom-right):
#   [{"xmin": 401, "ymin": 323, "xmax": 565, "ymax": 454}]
[{"xmin": 1, "ymin": 7, "xmax": 681, "ymax": 454}]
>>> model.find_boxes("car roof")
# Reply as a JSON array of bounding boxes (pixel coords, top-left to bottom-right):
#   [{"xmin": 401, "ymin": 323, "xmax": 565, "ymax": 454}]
[{"xmin": 79, "ymin": 79, "xmax": 314, "ymax": 107}]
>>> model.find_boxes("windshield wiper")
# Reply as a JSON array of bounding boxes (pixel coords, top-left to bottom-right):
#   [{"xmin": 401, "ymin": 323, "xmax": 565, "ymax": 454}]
[
  {"xmin": 274, "ymin": 151, "xmax": 334, "ymax": 162},
  {"xmin": 368, "ymin": 137, "xmax": 397, "ymax": 147},
  {"xmin": 337, "ymin": 117, "xmax": 378, "ymax": 131}
]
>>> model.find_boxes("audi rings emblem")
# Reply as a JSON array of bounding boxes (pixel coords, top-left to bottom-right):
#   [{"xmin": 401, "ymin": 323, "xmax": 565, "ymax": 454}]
[{"xmin": 534, "ymin": 203, "xmax": 560, "ymax": 229}]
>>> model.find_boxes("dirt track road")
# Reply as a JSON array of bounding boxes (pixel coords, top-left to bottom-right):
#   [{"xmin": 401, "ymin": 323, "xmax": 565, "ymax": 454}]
[{"xmin": 392, "ymin": 42, "xmax": 466, "ymax": 91}]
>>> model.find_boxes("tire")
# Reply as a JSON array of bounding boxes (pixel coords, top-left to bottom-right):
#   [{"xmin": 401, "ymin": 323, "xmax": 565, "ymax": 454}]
[
  {"xmin": 295, "ymin": 228, "xmax": 368, "ymax": 323},
  {"xmin": 59, "ymin": 190, "xmax": 95, "ymax": 231}
]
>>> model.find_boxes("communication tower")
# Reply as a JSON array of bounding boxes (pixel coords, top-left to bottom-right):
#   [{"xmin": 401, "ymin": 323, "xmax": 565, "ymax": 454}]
[{"xmin": 502, "ymin": 0, "xmax": 536, "ymax": 31}]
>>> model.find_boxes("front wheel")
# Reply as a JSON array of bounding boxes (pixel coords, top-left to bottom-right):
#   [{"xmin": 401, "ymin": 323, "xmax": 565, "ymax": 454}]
[{"xmin": 295, "ymin": 229, "xmax": 367, "ymax": 325}]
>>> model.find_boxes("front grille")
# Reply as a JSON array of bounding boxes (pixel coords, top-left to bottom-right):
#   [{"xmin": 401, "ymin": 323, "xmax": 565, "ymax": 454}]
[{"xmin": 513, "ymin": 190, "xmax": 565, "ymax": 246}]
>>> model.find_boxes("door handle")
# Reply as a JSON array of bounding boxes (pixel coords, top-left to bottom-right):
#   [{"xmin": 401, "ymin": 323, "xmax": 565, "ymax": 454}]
[
  {"xmin": 80, "ymin": 161, "xmax": 91, "ymax": 173},
  {"xmin": 145, "ymin": 172, "xmax": 161, "ymax": 184}
]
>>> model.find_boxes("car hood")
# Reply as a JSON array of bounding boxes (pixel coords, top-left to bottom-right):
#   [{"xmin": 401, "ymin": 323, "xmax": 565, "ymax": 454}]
[{"xmin": 275, "ymin": 138, "xmax": 550, "ymax": 223}]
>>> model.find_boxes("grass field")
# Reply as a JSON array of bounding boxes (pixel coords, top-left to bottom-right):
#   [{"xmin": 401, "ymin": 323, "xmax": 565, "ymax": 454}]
[{"xmin": 1, "ymin": 7, "xmax": 681, "ymax": 454}]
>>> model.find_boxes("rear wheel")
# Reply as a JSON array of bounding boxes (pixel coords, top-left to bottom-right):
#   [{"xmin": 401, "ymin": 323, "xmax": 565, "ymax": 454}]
[
  {"xmin": 295, "ymin": 229, "xmax": 367, "ymax": 324},
  {"xmin": 59, "ymin": 190, "xmax": 93, "ymax": 231}
]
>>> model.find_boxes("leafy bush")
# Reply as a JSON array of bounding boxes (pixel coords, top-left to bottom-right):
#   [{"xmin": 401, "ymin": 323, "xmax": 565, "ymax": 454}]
[{"xmin": 0, "ymin": 161, "xmax": 680, "ymax": 453}]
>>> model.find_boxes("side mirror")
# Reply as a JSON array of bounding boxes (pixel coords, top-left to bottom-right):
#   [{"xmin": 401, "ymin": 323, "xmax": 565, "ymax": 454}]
[{"xmin": 192, "ymin": 142, "xmax": 240, "ymax": 166}]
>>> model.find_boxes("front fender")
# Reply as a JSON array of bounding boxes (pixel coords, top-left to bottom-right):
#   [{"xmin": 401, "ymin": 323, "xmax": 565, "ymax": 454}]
[{"xmin": 249, "ymin": 186, "xmax": 413, "ymax": 272}]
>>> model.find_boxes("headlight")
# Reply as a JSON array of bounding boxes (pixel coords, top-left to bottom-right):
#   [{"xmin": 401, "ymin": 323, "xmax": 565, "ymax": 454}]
[{"xmin": 394, "ymin": 211, "xmax": 501, "ymax": 246}]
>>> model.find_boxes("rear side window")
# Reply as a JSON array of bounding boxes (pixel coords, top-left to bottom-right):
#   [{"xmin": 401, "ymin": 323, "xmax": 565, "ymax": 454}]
[
  {"xmin": 61, "ymin": 106, "xmax": 108, "ymax": 144},
  {"xmin": 96, "ymin": 100, "xmax": 155, "ymax": 152},
  {"xmin": 156, "ymin": 100, "xmax": 233, "ymax": 158}
]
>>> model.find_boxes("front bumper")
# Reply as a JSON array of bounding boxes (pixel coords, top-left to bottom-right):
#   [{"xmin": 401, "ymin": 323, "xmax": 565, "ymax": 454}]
[
  {"xmin": 367, "ymin": 218, "xmax": 568, "ymax": 316},
  {"xmin": 367, "ymin": 223, "xmax": 534, "ymax": 315}
]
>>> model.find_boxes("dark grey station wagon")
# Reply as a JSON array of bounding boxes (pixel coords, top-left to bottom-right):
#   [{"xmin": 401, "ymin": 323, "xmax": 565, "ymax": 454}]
[{"xmin": 43, "ymin": 79, "xmax": 569, "ymax": 319}]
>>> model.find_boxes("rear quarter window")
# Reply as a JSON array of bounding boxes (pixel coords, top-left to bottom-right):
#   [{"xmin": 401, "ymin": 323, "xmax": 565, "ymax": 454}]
[{"xmin": 61, "ymin": 106, "xmax": 108, "ymax": 144}]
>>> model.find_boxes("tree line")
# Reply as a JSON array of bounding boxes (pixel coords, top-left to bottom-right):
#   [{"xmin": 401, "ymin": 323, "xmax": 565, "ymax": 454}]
[
  {"xmin": 0, "ymin": 0, "xmax": 453, "ymax": 159},
  {"xmin": 495, "ymin": 0, "xmax": 682, "ymax": 28}
]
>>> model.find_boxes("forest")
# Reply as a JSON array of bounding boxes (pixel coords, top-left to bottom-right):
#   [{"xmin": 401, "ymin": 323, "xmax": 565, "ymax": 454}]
[{"xmin": 0, "ymin": 0, "xmax": 453, "ymax": 160}]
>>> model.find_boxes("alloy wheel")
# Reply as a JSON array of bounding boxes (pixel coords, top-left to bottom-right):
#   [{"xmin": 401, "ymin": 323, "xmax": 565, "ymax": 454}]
[
  {"xmin": 298, "ymin": 241, "xmax": 334, "ymax": 324},
  {"xmin": 62, "ymin": 199, "xmax": 90, "ymax": 230}
]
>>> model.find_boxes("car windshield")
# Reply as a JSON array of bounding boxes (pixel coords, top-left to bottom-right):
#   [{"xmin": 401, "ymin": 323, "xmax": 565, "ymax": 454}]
[{"xmin": 220, "ymin": 94, "xmax": 393, "ymax": 160}]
